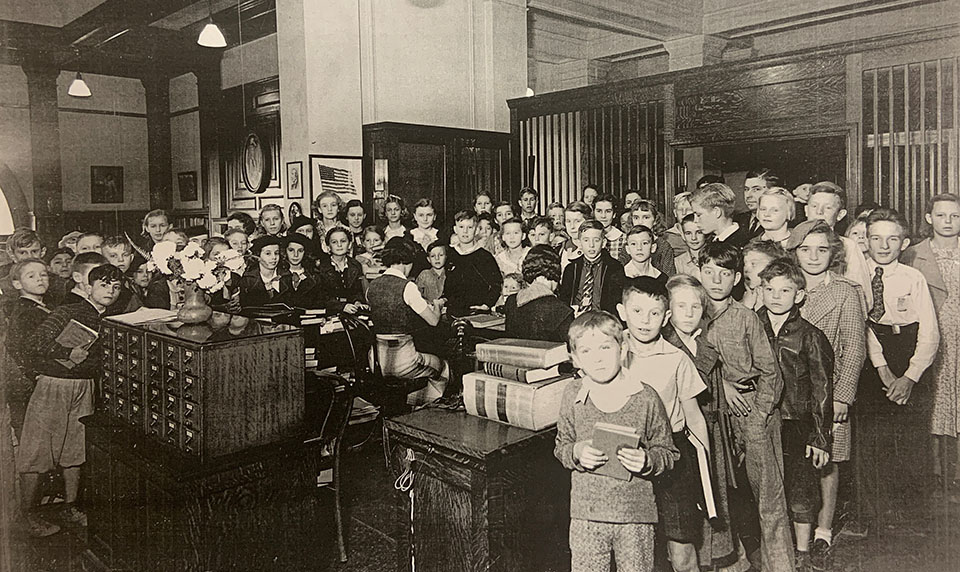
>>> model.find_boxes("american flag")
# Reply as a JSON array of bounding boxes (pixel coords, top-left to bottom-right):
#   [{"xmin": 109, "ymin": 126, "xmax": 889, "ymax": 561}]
[{"xmin": 318, "ymin": 164, "xmax": 357, "ymax": 196}]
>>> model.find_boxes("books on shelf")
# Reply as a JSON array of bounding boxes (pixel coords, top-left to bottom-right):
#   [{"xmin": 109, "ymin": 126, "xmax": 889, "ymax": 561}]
[
  {"xmin": 474, "ymin": 339, "xmax": 569, "ymax": 369},
  {"xmin": 462, "ymin": 371, "xmax": 574, "ymax": 431},
  {"xmin": 591, "ymin": 422, "xmax": 641, "ymax": 482}
]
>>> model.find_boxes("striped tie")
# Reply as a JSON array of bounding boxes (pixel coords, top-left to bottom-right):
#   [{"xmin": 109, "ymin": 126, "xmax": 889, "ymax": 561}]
[{"xmin": 868, "ymin": 267, "xmax": 885, "ymax": 322}]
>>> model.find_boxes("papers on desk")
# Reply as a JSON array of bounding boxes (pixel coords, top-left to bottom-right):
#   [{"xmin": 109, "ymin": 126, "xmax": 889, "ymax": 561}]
[
  {"xmin": 110, "ymin": 308, "xmax": 179, "ymax": 325},
  {"xmin": 349, "ymin": 396, "xmax": 380, "ymax": 425}
]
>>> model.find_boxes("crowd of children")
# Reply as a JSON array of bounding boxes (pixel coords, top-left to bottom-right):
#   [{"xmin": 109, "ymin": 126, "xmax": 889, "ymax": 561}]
[{"xmin": 0, "ymin": 178, "xmax": 956, "ymax": 572}]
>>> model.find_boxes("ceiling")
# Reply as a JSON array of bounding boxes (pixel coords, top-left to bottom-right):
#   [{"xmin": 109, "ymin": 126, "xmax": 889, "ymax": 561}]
[{"xmin": 0, "ymin": 0, "xmax": 276, "ymax": 77}]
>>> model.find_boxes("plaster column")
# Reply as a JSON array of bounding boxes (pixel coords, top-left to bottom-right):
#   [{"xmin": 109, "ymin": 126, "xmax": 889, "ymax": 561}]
[
  {"xmin": 22, "ymin": 63, "xmax": 63, "ymax": 244},
  {"xmin": 276, "ymin": 0, "xmax": 364, "ymax": 166},
  {"xmin": 664, "ymin": 35, "xmax": 728, "ymax": 71},
  {"xmin": 360, "ymin": 0, "xmax": 527, "ymax": 132},
  {"xmin": 143, "ymin": 73, "xmax": 173, "ymax": 212},
  {"xmin": 195, "ymin": 57, "xmax": 223, "ymax": 217}
]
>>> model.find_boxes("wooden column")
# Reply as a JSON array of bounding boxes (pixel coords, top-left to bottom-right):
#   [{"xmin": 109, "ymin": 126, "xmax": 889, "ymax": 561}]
[
  {"xmin": 195, "ymin": 58, "xmax": 222, "ymax": 218},
  {"xmin": 22, "ymin": 64, "xmax": 63, "ymax": 245},
  {"xmin": 142, "ymin": 73, "xmax": 173, "ymax": 212}
]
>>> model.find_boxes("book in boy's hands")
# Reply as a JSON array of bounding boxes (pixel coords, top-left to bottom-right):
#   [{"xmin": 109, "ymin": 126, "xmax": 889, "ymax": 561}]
[
  {"xmin": 54, "ymin": 319, "xmax": 98, "ymax": 369},
  {"xmin": 474, "ymin": 338, "xmax": 568, "ymax": 369},
  {"xmin": 591, "ymin": 422, "xmax": 642, "ymax": 481}
]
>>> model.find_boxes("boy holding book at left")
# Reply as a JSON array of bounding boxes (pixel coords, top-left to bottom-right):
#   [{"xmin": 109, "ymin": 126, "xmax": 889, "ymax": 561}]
[
  {"xmin": 5, "ymin": 259, "xmax": 52, "ymax": 439},
  {"xmin": 555, "ymin": 311, "xmax": 678, "ymax": 572},
  {"xmin": 17, "ymin": 263, "xmax": 123, "ymax": 537}
]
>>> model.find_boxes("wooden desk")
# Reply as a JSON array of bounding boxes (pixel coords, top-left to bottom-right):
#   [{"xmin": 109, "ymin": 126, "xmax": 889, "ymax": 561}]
[
  {"xmin": 385, "ymin": 409, "xmax": 570, "ymax": 572},
  {"xmin": 82, "ymin": 414, "xmax": 322, "ymax": 572}
]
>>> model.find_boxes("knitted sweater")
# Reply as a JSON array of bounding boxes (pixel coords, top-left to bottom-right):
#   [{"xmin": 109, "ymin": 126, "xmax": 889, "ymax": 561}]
[{"xmin": 555, "ymin": 378, "xmax": 678, "ymax": 523}]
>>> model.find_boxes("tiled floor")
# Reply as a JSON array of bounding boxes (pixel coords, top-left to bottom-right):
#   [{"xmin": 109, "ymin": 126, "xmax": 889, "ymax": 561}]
[{"xmin": 7, "ymin": 426, "xmax": 960, "ymax": 572}]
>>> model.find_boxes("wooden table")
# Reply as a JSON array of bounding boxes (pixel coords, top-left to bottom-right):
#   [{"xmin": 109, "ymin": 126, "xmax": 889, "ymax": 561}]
[
  {"xmin": 385, "ymin": 409, "xmax": 571, "ymax": 572},
  {"xmin": 81, "ymin": 414, "xmax": 322, "ymax": 572}
]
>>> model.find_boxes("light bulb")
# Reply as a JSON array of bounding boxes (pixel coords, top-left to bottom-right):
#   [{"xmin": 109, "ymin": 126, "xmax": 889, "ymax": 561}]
[
  {"xmin": 197, "ymin": 21, "xmax": 227, "ymax": 48},
  {"xmin": 67, "ymin": 72, "xmax": 92, "ymax": 98}
]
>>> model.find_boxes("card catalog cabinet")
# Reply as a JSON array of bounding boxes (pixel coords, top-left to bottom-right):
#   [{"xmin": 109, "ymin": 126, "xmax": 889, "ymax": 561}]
[{"xmin": 99, "ymin": 317, "xmax": 304, "ymax": 460}]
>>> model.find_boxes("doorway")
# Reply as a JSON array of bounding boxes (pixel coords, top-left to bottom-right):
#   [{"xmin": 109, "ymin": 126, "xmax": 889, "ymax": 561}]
[{"xmin": 701, "ymin": 136, "xmax": 847, "ymax": 212}]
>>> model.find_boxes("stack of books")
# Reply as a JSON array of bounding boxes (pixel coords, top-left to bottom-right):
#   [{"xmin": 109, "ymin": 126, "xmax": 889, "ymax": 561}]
[
  {"xmin": 462, "ymin": 338, "xmax": 576, "ymax": 431},
  {"xmin": 304, "ymin": 347, "xmax": 318, "ymax": 369}
]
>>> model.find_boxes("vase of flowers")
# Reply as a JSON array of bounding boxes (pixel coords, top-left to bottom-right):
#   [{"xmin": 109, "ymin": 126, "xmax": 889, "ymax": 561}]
[{"xmin": 144, "ymin": 240, "xmax": 247, "ymax": 324}]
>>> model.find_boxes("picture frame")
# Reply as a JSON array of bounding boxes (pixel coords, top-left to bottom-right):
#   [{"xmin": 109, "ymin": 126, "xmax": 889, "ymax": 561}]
[
  {"xmin": 286, "ymin": 161, "xmax": 303, "ymax": 199},
  {"xmin": 178, "ymin": 171, "xmax": 198, "ymax": 202},
  {"xmin": 90, "ymin": 166, "xmax": 124, "ymax": 204},
  {"xmin": 309, "ymin": 155, "xmax": 363, "ymax": 208}
]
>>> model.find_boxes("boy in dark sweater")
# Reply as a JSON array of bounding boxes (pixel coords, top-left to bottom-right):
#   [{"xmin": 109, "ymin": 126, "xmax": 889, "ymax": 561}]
[
  {"xmin": 18, "ymin": 264, "xmax": 122, "ymax": 537},
  {"xmin": 442, "ymin": 210, "xmax": 502, "ymax": 316},
  {"xmin": 757, "ymin": 258, "xmax": 834, "ymax": 568},
  {"xmin": 558, "ymin": 220, "xmax": 626, "ymax": 316},
  {"xmin": 555, "ymin": 311, "xmax": 678, "ymax": 572},
  {"xmin": 4, "ymin": 259, "xmax": 52, "ymax": 438}
]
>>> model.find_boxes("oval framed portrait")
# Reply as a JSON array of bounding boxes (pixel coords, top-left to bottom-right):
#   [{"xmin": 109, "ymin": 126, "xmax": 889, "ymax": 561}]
[{"xmin": 241, "ymin": 132, "xmax": 270, "ymax": 194}]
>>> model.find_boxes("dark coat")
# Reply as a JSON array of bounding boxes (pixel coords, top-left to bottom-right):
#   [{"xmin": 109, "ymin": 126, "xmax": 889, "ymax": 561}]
[
  {"xmin": 757, "ymin": 307, "xmax": 834, "ymax": 452},
  {"xmin": 316, "ymin": 257, "xmax": 365, "ymax": 313},
  {"xmin": 557, "ymin": 250, "xmax": 625, "ymax": 316}
]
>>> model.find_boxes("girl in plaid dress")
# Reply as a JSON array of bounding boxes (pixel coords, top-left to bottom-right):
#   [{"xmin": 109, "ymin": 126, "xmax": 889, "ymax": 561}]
[{"xmin": 787, "ymin": 220, "xmax": 867, "ymax": 557}]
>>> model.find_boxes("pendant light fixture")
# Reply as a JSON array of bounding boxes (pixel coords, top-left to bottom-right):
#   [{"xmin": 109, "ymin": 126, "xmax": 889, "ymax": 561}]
[
  {"xmin": 197, "ymin": 0, "xmax": 227, "ymax": 48},
  {"xmin": 67, "ymin": 72, "xmax": 92, "ymax": 98}
]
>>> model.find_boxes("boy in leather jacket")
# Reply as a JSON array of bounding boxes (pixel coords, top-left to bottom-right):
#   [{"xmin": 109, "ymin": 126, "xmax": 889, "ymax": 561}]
[{"xmin": 756, "ymin": 257, "xmax": 835, "ymax": 569}]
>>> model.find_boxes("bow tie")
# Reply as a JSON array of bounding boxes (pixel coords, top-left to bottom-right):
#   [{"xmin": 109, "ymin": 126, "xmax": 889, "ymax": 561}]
[{"xmin": 264, "ymin": 275, "xmax": 280, "ymax": 292}]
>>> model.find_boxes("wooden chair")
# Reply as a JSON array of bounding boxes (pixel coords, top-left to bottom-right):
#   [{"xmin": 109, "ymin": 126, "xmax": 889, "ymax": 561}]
[
  {"xmin": 339, "ymin": 313, "xmax": 430, "ymax": 418},
  {"xmin": 305, "ymin": 369, "xmax": 354, "ymax": 563}
]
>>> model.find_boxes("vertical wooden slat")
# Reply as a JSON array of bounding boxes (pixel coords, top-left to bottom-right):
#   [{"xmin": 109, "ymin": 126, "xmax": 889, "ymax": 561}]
[
  {"xmin": 575, "ymin": 111, "xmax": 582, "ymax": 200},
  {"xmin": 904, "ymin": 66, "xmax": 911, "ymax": 219},
  {"xmin": 552, "ymin": 113, "xmax": 559, "ymax": 202},
  {"xmin": 589, "ymin": 109, "xmax": 595, "ymax": 193},
  {"xmin": 889, "ymin": 67, "xmax": 898, "ymax": 214},
  {"xmin": 620, "ymin": 106, "xmax": 623, "ymax": 196},
  {"xmin": 936, "ymin": 59, "xmax": 944, "ymax": 204},
  {"xmin": 644, "ymin": 104, "xmax": 650, "ymax": 196},
  {"xmin": 545, "ymin": 113, "xmax": 553, "ymax": 201},
  {"xmin": 919, "ymin": 63, "xmax": 927, "ymax": 206},
  {"xmin": 952, "ymin": 58, "xmax": 959, "ymax": 195},
  {"xmin": 871, "ymin": 70, "xmax": 881, "ymax": 205},
  {"xmin": 536, "ymin": 115, "xmax": 544, "ymax": 194},
  {"xmin": 521, "ymin": 119, "xmax": 527, "ymax": 189},
  {"xmin": 653, "ymin": 103, "xmax": 660, "ymax": 199}
]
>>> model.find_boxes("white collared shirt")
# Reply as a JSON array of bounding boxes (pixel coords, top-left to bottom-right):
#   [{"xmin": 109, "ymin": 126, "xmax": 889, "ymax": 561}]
[
  {"xmin": 864, "ymin": 259, "xmax": 940, "ymax": 381},
  {"xmin": 714, "ymin": 222, "xmax": 740, "ymax": 242},
  {"xmin": 382, "ymin": 267, "xmax": 430, "ymax": 314}
]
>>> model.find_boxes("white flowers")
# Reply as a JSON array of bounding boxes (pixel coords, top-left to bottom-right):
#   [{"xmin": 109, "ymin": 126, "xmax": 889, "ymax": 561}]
[{"xmin": 148, "ymin": 240, "xmax": 246, "ymax": 294}]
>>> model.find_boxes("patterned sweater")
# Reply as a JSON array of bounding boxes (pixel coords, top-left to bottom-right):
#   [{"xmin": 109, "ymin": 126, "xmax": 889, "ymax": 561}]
[{"xmin": 555, "ymin": 378, "xmax": 678, "ymax": 523}]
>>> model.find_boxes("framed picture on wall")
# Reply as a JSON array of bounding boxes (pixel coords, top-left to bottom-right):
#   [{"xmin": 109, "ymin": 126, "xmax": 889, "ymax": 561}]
[
  {"xmin": 286, "ymin": 161, "xmax": 303, "ymax": 199},
  {"xmin": 309, "ymin": 155, "xmax": 362, "ymax": 207},
  {"xmin": 178, "ymin": 171, "xmax": 198, "ymax": 202},
  {"xmin": 90, "ymin": 166, "xmax": 124, "ymax": 204}
]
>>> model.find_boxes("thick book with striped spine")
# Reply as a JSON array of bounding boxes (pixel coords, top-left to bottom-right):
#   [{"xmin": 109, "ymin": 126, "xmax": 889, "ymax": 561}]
[
  {"xmin": 474, "ymin": 339, "xmax": 569, "ymax": 369},
  {"xmin": 462, "ymin": 371, "xmax": 574, "ymax": 431},
  {"xmin": 480, "ymin": 362, "xmax": 570, "ymax": 384}
]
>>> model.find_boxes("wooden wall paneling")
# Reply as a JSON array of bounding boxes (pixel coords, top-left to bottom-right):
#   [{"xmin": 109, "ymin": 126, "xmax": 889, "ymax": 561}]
[{"xmin": 573, "ymin": 111, "xmax": 581, "ymax": 200}]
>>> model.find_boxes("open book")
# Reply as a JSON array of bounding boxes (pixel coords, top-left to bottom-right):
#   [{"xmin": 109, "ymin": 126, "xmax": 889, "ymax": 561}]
[{"xmin": 54, "ymin": 319, "xmax": 98, "ymax": 369}]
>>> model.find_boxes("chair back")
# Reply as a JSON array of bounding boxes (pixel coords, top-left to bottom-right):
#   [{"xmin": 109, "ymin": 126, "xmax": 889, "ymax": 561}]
[{"xmin": 339, "ymin": 313, "xmax": 379, "ymax": 379}]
